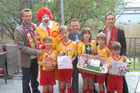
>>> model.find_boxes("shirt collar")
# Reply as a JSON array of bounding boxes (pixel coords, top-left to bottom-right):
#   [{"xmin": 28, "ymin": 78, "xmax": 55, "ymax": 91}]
[
  {"xmin": 22, "ymin": 21, "xmax": 32, "ymax": 27},
  {"xmin": 39, "ymin": 21, "xmax": 53, "ymax": 31}
]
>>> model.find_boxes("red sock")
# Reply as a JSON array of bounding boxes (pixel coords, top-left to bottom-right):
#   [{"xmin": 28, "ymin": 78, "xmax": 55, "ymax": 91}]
[
  {"xmin": 68, "ymin": 87, "xmax": 72, "ymax": 93},
  {"xmin": 83, "ymin": 89, "xmax": 87, "ymax": 93},
  {"xmin": 100, "ymin": 90, "xmax": 105, "ymax": 93},
  {"xmin": 43, "ymin": 91, "xmax": 48, "ymax": 93},
  {"xmin": 89, "ymin": 89, "xmax": 94, "ymax": 93},
  {"xmin": 49, "ymin": 90, "xmax": 53, "ymax": 93},
  {"xmin": 60, "ymin": 88, "xmax": 65, "ymax": 93}
]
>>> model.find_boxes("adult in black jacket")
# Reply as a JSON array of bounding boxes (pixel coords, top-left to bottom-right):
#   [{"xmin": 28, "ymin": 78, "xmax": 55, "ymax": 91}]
[
  {"xmin": 68, "ymin": 18, "xmax": 81, "ymax": 93},
  {"xmin": 98, "ymin": 28, "xmax": 126, "ymax": 56},
  {"xmin": 98, "ymin": 12, "xmax": 128, "ymax": 93}
]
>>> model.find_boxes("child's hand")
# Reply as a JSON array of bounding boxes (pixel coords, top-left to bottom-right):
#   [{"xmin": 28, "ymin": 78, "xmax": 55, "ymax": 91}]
[
  {"xmin": 39, "ymin": 61, "xmax": 45, "ymax": 65},
  {"xmin": 45, "ymin": 58, "xmax": 53, "ymax": 67},
  {"xmin": 52, "ymin": 62, "xmax": 57, "ymax": 67},
  {"xmin": 75, "ymin": 40, "xmax": 80, "ymax": 44},
  {"xmin": 98, "ymin": 54, "xmax": 102, "ymax": 57},
  {"xmin": 123, "ymin": 56, "xmax": 127, "ymax": 62},
  {"xmin": 58, "ymin": 51, "xmax": 64, "ymax": 56},
  {"xmin": 108, "ymin": 64, "xmax": 112, "ymax": 69},
  {"xmin": 38, "ymin": 50, "xmax": 44, "ymax": 55},
  {"xmin": 125, "ymin": 68, "xmax": 130, "ymax": 72},
  {"xmin": 87, "ymin": 62, "xmax": 90, "ymax": 66},
  {"xmin": 72, "ymin": 56, "xmax": 76, "ymax": 61},
  {"xmin": 91, "ymin": 48, "xmax": 96, "ymax": 54}
]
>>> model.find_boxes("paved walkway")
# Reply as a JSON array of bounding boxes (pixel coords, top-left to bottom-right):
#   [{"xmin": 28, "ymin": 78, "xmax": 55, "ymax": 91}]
[{"xmin": 0, "ymin": 72, "xmax": 140, "ymax": 93}]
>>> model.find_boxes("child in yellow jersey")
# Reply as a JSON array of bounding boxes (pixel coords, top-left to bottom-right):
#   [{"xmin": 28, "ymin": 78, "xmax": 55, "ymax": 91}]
[
  {"xmin": 107, "ymin": 41, "xmax": 128, "ymax": 93},
  {"xmin": 38, "ymin": 36, "xmax": 57, "ymax": 93},
  {"xmin": 96, "ymin": 32, "xmax": 110, "ymax": 93},
  {"xmin": 77, "ymin": 27, "xmax": 97, "ymax": 93},
  {"xmin": 56, "ymin": 26, "xmax": 76, "ymax": 93}
]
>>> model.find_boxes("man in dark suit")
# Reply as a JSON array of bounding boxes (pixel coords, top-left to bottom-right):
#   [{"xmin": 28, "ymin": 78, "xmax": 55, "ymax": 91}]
[
  {"xmin": 68, "ymin": 18, "xmax": 81, "ymax": 93},
  {"xmin": 98, "ymin": 12, "xmax": 128, "ymax": 93},
  {"xmin": 14, "ymin": 9, "xmax": 43, "ymax": 93}
]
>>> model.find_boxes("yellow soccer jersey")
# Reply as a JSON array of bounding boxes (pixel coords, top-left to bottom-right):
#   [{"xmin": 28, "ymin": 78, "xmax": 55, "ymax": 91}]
[
  {"xmin": 56, "ymin": 40, "xmax": 76, "ymax": 59},
  {"xmin": 108, "ymin": 56, "xmax": 125, "ymax": 65},
  {"xmin": 108, "ymin": 56, "xmax": 126, "ymax": 76},
  {"xmin": 77, "ymin": 40, "xmax": 96, "ymax": 55},
  {"xmin": 37, "ymin": 21, "xmax": 61, "ymax": 49},
  {"xmin": 97, "ymin": 45, "xmax": 110, "ymax": 58},
  {"xmin": 38, "ymin": 49, "xmax": 57, "ymax": 71}
]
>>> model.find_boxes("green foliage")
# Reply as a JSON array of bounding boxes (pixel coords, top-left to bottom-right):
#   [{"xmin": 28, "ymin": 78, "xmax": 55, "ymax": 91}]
[
  {"xmin": 46, "ymin": 0, "xmax": 126, "ymax": 26},
  {"xmin": 83, "ymin": 19, "xmax": 104, "ymax": 39},
  {"xmin": 0, "ymin": 0, "xmax": 126, "ymax": 40},
  {"xmin": 0, "ymin": 0, "xmax": 45, "ymax": 40}
]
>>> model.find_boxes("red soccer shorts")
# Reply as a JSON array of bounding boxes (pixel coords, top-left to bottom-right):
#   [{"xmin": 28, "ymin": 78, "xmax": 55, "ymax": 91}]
[
  {"xmin": 96, "ymin": 74, "xmax": 106, "ymax": 84},
  {"xmin": 40, "ymin": 70, "xmax": 56, "ymax": 86},
  {"xmin": 80, "ymin": 71, "xmax": 95, "ymax": 79},
  {"xmin": 107, "ymin": 74, "xmax": 123, "ymax": 93},
  {"xmin": 58, "ymin": 68, "xmax": 74, "ymax": 83}
]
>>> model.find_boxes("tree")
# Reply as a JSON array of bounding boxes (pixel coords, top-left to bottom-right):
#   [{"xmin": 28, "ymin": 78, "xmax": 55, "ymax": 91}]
[
  {"xmin": 0, "ymin": 0, "xmax": 45, "ymax": 40},
  {"xmin": 46, "ymin": 0, "xmax": 126, "ymax": 27},
  {"xmin": 0, "ymin": 0, "xmax": 126, "ymax": 40}
]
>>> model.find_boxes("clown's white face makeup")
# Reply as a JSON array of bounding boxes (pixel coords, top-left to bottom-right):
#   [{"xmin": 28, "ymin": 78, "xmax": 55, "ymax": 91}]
[{"xmin": 42, "ymin": 14, "xmax": 50, "ymax": 24}]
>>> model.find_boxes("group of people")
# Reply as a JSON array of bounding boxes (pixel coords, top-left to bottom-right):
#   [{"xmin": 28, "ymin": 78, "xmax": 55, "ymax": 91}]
[{"xmin": 14, "ymin": 7, "xmax": 128, "ymax": 93}]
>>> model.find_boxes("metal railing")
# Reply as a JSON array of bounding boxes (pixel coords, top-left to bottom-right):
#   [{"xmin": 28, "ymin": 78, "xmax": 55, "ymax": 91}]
[{"xmin": 126, "ymin": 36, "xmax": 140, "ymax": 69}]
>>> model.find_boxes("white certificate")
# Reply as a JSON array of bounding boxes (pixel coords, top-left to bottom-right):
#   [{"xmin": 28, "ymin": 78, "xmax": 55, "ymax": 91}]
[
  {"xmin": 90, "ymin": 59, "xmax": 101, "ymax": 67},
  {"xmin": 109, "ymin": 60, "xmax": 128, "ymax": 76},
  {"xmin": 57, "ymin": 56, "xmax": 73, "ymax": 69}
]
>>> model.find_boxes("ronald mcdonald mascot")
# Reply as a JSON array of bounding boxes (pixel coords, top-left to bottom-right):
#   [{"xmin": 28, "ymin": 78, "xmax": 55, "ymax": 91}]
[
  {"xmin": 37, "ymin": 7, "xmax": 61, "ymax": 49},
  {"xmin": 37, "ymin": 7, "xmax": 60, "ymax": 81}
]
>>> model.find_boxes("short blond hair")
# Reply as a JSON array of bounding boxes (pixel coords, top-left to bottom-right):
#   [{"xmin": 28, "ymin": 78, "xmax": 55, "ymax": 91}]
[
  {"xmin": 21, "ymin": 8, "xmax": 32, "ymax": 17},
  {"xmin": 110, "ymin": 41, "xmax": 121, "ymax": 50},
  {"xmin": 59, "ymin": 25, "xmax": 68, "ymax": 33},
  {"xmin": 105, "ymin": 12, "xmax": 115, "ymax": 20},
  {"xmin": 96, "ymin": 32, "xmax": 106, "ymax": 42}
]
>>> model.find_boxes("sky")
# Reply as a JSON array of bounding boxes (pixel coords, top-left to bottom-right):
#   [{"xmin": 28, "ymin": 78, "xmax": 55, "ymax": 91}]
[
  {"xmin": 116, "ymin": 0, "xmax": 140, "ymax": 24},
  {"xmin": 125, "ymin": 0, "xmax": 140, "ymax": 7}
]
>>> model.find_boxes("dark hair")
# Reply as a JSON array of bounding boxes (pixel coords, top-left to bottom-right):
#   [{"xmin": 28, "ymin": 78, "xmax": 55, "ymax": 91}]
[
  {"xmin": 70, "ymin": 18, "xmax": 79, "ymax": 23},
  {"xmin": 105, "ymin": 12, "xmax": 115, "ymax": 20},
  {"xmin": 96, "ymin": 32, "xmax": 106, "ymax": 42},
  {"xmin": 43, "ymin": 36, "xmax": 52, "ymax": 42},
  {"xmin": 81, "ymin": 27, "xmax": 92, "ymax": 42},
  {"xmin": 110, "ymin": 41, "xmax": 121, "ymax": 50}
]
